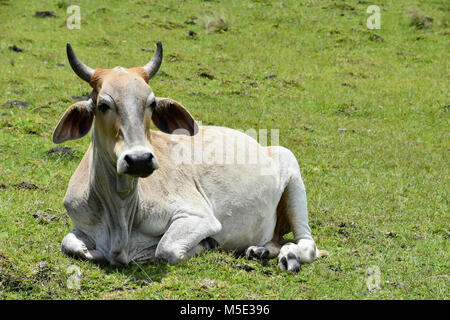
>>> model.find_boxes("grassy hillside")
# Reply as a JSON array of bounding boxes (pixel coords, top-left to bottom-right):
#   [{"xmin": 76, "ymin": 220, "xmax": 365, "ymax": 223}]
[{"xmin": 0, "ymin": 0, "xmax": 448, "ymax": 299}]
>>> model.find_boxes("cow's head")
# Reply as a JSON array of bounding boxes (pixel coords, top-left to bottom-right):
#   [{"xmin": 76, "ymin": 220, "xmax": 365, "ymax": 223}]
[{"xmin": 53, "ymin": 42, "xmax": 197, "ymax": 178}]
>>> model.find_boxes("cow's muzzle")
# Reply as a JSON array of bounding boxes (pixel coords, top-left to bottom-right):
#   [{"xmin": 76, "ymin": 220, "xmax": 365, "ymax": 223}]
[{"xmin": 117, "ymin": 149, "xmax": 159, "ymax": 177}]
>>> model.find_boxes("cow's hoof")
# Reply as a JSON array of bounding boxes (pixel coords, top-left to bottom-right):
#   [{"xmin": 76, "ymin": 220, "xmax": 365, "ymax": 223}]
[
  {"xmin": 277, "ymin": 252, "xmax": 301, "ymax": 272},
  {"xmin": 277, "ymin": 240, "xmax": 318, "ymax": 272},
  {"xmin": 245, "ymin": 246, "xmax": 269, "ymax": 261}
]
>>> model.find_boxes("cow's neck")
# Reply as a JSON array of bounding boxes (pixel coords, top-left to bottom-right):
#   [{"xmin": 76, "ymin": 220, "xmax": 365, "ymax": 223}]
[
  {"xmin": 90, "ymin": 129, "xmax": 139, "ymax": 200},
  {"xmin": 88, "ymin": 126, "xmax": 139, "ymax": 263}
]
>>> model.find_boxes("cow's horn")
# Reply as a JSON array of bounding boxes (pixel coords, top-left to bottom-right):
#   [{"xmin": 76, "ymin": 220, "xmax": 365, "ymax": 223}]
[
  {"xmin": 143, "ymin": 41, "xmax": 163, "ymax": 79},
  {"xmin": 66, "ymin": 43, "xmax": 94, "ymax": 83}
]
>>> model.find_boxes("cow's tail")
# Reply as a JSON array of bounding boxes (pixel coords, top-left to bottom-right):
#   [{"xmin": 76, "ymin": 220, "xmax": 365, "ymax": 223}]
[{"xmin": 316, "ymin": 248, "xmax": 330, "ymax": 258}]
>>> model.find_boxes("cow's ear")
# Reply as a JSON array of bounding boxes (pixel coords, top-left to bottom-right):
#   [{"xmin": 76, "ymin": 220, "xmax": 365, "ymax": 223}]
[
  {"xmin": 151, "ymin": 98, "xmax": 198, "ymax": 136},
  {"xmin": 52, "ymin": 99, "xmax": 95, "ymax": 144}
]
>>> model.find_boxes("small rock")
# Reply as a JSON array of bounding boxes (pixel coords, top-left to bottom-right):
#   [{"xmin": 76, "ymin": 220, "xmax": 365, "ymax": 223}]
[
  {"xmin": 46, "ymin": 146, "xmax": 76, "ymax": 159},
  {"xmin": 33, "ymin": 211, "xmax": 57, "ymax": 223},
  {"xmin": 34, "ymin": 261, "xmax": 51, "ymax": 278},
  {"xmin": 263, "ymin": 73, "xmax": 277, "ymax": 80},
  {"xmin": 16, "ymin": 182, "xmax": 39, "ymax": 190},
  {"xmin": 369, "ymin": 34, "xmax": 383, "ymax": 42},
  {"xmin": 433, "ymin": 275, "xmax": 450, "ymax": 280},
  {"xmin": 37, "ymin": 261, "xmax": 48, "ymax": 270},
  {"xmin": 383, "ymin": 231, "xmax": 397, "ymax": 238},
  {"xmin": 3, "ymin": 100, "xmax": 29, "ymax": 108},
  {"xmin": 198, "ymin": 71, "xmax": 214, "ymax": 80},
  {"xmin": 338, "ymin": 128, "xmax": 347, "ymax": 132},
  {"xmin": 198, "ymin": 278, "xmax": 216, "ymax": 289},
  {"xmin": 71, "ymin": 95, "xmax": 89, "ymax": 101},
  {"xmin": 184, "ymin": 20, "xmax": 196, "ymax": 25},
  {"xmin": 188, "ymin": 30, "xmax": 197, "ymax": 37},
  {"xmin": 230, "ymin": 265, "xmax": 255, "ymax": 272},
  {"xmin": 35, "ymin": 11, "xmax": 55, "ymax": 18},
  {"xmin": 141, "ymin": 14, "xmax": 149, "ymax": 18},
  {"xmin": 8, "ymin": 45, "xmax": 23, "ymax": 53}
]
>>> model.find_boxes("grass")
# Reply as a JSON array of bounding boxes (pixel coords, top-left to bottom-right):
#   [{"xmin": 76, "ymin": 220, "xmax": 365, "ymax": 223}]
[{"xmin": 0, "ymin": 0, "xmax": 449, "ymax": 299}]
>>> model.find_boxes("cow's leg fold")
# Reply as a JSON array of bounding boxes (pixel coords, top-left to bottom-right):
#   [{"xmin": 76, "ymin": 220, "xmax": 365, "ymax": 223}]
[
  {"xmin": 61, "ymin": 227, "xmax": 105, "ymax": 263},
  {"xmin": 155, "ymin": 215, "xmax": 222, "ymax": 264},
  {"xmin": 180, "ymin": 236, "xmax": 220, "ymax": 260}
]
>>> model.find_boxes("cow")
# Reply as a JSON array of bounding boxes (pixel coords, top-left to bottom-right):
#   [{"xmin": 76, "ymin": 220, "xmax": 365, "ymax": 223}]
[{"xmin": 54, "ymin": 41, "xmax": 328, "ymax": 271}]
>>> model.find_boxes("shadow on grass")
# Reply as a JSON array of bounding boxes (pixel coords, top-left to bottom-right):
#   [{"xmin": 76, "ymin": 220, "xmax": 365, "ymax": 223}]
[{"xmin": 100, "ymin": 260, "xmax": 169, "ymax": 284}]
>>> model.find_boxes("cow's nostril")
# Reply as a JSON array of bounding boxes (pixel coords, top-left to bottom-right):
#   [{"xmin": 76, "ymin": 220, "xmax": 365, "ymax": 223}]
[
  {"xmin": 142, "ymin": 152, "xmax": 153, "ymax": 163},
  {"xmin": 124, "ymin": 154, "xmax": 133, "ymax": 166},
  {"xmin": 125, "ymin": 153, "xmax": 152, "ymax": 166}
]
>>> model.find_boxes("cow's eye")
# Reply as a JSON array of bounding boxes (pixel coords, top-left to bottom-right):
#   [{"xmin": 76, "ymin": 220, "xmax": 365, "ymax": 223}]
[
  {"xmin": 98, "ymin": 103, "xmax": 110, "ymax": 113},
  {"xmin": 149, "ymin": 100, "xmax": 157, "ymax": 109}
]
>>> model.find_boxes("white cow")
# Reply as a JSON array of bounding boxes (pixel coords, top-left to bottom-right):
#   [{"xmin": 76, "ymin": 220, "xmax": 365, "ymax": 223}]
[{"xmin": 54, "ymin": 42, "xmax": 327, "ymax": 271}]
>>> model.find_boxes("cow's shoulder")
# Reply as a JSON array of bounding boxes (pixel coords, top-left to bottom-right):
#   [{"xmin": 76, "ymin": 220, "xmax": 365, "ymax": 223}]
[{"xmin": 63, "ymin": 145, "xmax": 91, "ymax": 211}]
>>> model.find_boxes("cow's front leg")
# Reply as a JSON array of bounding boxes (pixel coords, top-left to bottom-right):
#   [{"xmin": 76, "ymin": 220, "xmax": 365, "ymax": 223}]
[
  {"xmin": 61, "ymin": 227, "xmax": 105, "ymax": 263},
  {"xmin": 155, "ymin": 214, "xmax": 222, "ymax": 264}
]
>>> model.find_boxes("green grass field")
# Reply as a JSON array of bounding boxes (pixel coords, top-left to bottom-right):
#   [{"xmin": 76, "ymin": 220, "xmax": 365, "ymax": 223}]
[{"xmin": 0, "ymin": 0, "xmax": 448, "ymax": 299}]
